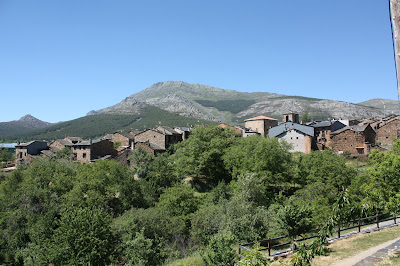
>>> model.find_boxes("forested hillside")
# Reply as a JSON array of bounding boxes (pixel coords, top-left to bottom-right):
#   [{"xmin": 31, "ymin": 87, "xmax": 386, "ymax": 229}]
[
  {"xmin": 2, "ymin": 106, "xmax": 215, "ymax": 141},
  {"xmin": 1, "ymin": 126, "xmax": 399, "ymax": 265}
]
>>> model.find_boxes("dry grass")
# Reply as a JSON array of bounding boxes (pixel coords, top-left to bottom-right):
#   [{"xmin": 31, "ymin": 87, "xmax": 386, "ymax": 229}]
[{"xmin": 311, "ymin": 225, "xmax": 400, "ymax": 266}]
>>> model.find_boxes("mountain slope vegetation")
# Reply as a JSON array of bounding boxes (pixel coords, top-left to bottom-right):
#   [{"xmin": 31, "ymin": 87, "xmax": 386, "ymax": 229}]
[{"xmin": 3, "ymin": 107, "xmax": 215, "ymax": 141}]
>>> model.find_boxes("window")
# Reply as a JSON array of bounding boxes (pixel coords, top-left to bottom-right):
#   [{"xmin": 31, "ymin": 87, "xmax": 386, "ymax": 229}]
[{"xmin": 83, "ymin": 153, "xmax": 86, "ymax": 158}]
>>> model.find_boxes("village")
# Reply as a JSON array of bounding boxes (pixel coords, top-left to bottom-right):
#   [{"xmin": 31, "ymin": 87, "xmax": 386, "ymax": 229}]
[{"xmin": 3, "ymin": 112, "xmax": 399, "ymax": 168}]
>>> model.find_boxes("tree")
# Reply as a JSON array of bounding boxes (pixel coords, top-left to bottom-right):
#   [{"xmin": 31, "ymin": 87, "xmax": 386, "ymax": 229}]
[
  {"xmin": 223, "ymin": 136, "xmax": 292, "ymax": 184},
  {"xmin": 295, "ymin": 150, "xmax": 356, "ymax": 189},
  {"xmin": 277, "ymin": 199, "xmax": 313, "ymax": 247},
  {"xmin": 300, "ymin": 112, "xmax": 312, "ymax": 123},
  {"xmin": 172, "ymin": 126, "xmax": 238, "ymax": 185},
  {"xmin": 202, "ymin": 230, "xmax": 237, "ymax": 266},
  {"xmin": 47, "ymin": 206, "xmax": 117, "ymax": 265}
]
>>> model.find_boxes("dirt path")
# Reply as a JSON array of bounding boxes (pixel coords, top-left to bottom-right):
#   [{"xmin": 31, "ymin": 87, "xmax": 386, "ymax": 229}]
[{"xmin": 332, "ymin": 237, "xmax": 400, "ymax": 266}]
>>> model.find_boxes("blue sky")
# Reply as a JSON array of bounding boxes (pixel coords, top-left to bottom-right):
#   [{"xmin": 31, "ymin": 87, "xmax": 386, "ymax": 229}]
[{"xmin": 0, "ymin": 0, "xmax": 397, "ymax": 123}]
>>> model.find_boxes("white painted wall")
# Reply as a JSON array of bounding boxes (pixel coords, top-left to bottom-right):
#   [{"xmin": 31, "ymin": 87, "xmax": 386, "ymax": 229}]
[{"xmin": 277, "ymin": 129, "xmax": 307, "ymax": 153}]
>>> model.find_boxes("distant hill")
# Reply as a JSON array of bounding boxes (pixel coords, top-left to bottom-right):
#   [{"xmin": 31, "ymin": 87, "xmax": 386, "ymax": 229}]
[
  {"xmin": 89, "ymin": 81, "xmax": 390, "ymax": 123},
  {"xmin": 0, "ymin": 115, "xmax": 52, "ymax": 137},
  {"xmin": 3, "ymin": 107, "xmax": 216, "ymax": 141},
  {"xmin": 358, "ymin": 98, "xmax": 399, "ymax": 116}
]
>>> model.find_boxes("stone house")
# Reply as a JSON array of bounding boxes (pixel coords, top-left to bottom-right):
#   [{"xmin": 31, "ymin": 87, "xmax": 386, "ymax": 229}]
[
  {"xmin": 174, "ymin": 127, "xmax": 191, "ymax": 140},
  {"xmin": 134, "ymin": 141, "xmax": 165, "ymax": 155},
  {"xmin": 72, "ymin": 139, "xmax": 117, "ymax": 163},
  {"xmin": 113, "ymin": 132, "xmax": 135, "ymax": 149},
  {"xmin": 244, "ymin": 115, "xmax": 278, "ymax": 137},
  {"xmin": 374, "ymin": 116, "xmax": 400, "ymax": 150},
  {"xmin": 49, "ymin": 137, "xmax": 81, "ymax": 151},
  {"xmin": 15, "ymin": 140, "xmax": 48, "ymax": 164},
  {"xmin": 310, "ymin": 121, "xmax": 346, "ymax": 149},
  {"xmin": 269, "ymin": 122, "xmax": 315, "ymax": 153},
  {"xmin": 330, "ymin": 124, "xmax": 376, "ymax": 155},
  {"xmin": 134, "ymin": 126, "xmax": 183, "ymax": 152}
]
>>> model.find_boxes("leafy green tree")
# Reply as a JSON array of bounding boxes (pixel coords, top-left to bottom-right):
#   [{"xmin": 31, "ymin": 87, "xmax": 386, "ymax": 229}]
[
  {"xmin": 295, "ymin": 150, "xmax": 356, "ymax": 189},
  {"xmin": 202, "ymin": 230, "xmax": 237, "ymax": 266},
  {"xmin": 277, "ymin": 199, "xmax": 313, "ymax": 246},
  {"xmin": 0, "ymin": 148, "xmax": 13, "ymax": 162},
  {"xmin": 115, "ymin": 207, "xmax": 187, "ymax": 264},
  {"xmin": 122, "ymin": 228, "xmax": 155, "ymax": 266},
  {"xmin": 55, "ymin": 147, "xmax": 73, "ymax": 159},
  {"xmin": 63, "ymin": 160, "xmax": 144, "ymax": 216},
  {"xmin": 231, "ymin": 173, "xmax": 273, "ymax": 207},
  {"xmin": 300, "ymin": 112, "xmax": 312, "ymax": 123},
  {"xmin": 140, "ymin": 152, "xmax": 179, "ymax": 204},
  {"xmin": 237, "ymin": 243, "xmax": 270, "ymax": 266},
  {"xmin": 361, "ymin": 150, "xmax": 400, "ymax": 213},
  {"xmin": 130, "ymin": 147, "xmax": 154, "ymax": 179},
  {"xmin": 47, "ymin": 206, "xmax": 117, "ymax": 265},
  {"xmin": 223, "ymin": 136, "xmax": 292, "ymax": 184},
  {"xmin": 172, "ymin": 126, "xmax": 238, "ymax": 185},
  {"xmin": 156, "ymin": 184, "xmax": 200, "ymax": 218}
]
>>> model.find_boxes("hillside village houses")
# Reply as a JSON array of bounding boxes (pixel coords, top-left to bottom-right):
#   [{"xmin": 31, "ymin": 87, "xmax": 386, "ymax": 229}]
[{"xmin": 11, "ymin": 113, "xmax": 400, "ymax": 166}]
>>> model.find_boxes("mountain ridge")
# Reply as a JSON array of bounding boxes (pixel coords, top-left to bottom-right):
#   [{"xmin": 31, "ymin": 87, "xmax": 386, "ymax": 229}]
[{"xmin": 88, "ymin": 81, "xmax": 395, "ymax": 122}]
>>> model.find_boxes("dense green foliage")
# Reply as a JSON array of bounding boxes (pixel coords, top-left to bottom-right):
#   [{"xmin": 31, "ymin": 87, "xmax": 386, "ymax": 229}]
[
  {"xmin": 194, "ymin": 99, "xmax": 256, "ymax": 114},
  {"xmin": 2, "ymin": 106, "xmax": 217, "ymax": 141},
  {"xmin": 1, "ymin": 127, "xmax": 399, "ymax": 265}
]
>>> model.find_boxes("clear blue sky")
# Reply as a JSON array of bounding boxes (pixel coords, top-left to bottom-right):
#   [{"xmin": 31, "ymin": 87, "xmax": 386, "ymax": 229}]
[{"xmin": 0, "ymin": 0, "xmax": 397, "ymax": 123}]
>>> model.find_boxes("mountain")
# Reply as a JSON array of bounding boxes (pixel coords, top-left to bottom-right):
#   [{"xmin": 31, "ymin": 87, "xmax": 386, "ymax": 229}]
[
  {"xmin": 0, "ymin": 115, "xmax": 52, "ymax": 137},
  {"xmin": 3, "ymin": 107, "xmax": 216, "ymax": 141},
  {"xmin": 358, "ymin": 98, "xmax": 399, "ymax": 116},
  {"xmin": 88, "ymin": 81, "xmax": 391, "ymax": 122}
]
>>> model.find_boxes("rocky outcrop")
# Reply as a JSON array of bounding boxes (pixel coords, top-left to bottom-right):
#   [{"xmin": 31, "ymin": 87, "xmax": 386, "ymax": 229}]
[{"xmin": 87, "ymin": 81, "xmax": 393, "ymax": 122}]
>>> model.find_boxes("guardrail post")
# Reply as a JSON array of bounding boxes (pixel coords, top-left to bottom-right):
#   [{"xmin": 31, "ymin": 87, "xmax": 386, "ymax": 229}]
[
  {"xmin": 238, "ymin": 244, "xmax": 241, "ymax": 255},
  {"xmin": 268, "ymin": 238, "xmax": 271, "ymax": 256},
  {"xmin": 358, "ymin": 218, "xmax": 361, "ymax": 232},
  {"xmin": 338, "ymin": 223, "xmax": 341, "ymax": 238},
  {"xmin": 376, "ymin": 214, "xmax": 380, "ymax": 229},
  {"xmin": 395, "ymin": 214, "xmax": 397, "ymax": 224}
]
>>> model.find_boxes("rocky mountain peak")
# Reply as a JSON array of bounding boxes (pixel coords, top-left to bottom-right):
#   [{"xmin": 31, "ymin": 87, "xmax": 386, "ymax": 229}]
[{"xmin": 18, "ymin": 114, "xmax": 52, "ymax": 128}]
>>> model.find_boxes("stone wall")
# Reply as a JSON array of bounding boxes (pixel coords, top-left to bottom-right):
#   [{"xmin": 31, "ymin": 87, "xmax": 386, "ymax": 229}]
[
  {"xmin": 91, "ymin": 140, "xmax": 116, "ymax": 159},
  {"xmin": 245, "ymin": 119, "xmax": 278, "ymax": 137},
  {"xmin": 73, "ymin": 146, "xmax": 91, "ymax": 163},
  {"xmin": 135, "ymin": 130, "xmax": 166, "ymax": 150},
  {"xmin": 113, "ymin": 133, "xmax": 134, "ymax": 148},
  {"xmin": 376, "ymin": 119, "xmax": 400, "ymax": 150},
  {"xmin": 331, "ymin": 130, "xmax": 371, "ymax": 154}
]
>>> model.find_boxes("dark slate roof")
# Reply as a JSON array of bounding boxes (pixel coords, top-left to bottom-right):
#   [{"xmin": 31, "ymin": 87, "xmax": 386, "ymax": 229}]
[
  {"xmin": 156, "ymin": 126, "xmax": 180, "ymax": 135},
  {"xmin": 16, "ymin": 140, "xmax": 47, "ymax": 148},
  {"xmin": 331, "ymin": 124, "xmax": 370, "ymax": 135},
  {"xmin": 65, "ymin": 137, "xmax": 83, "ymax": 142},
  {"xmin": 310, "ymin": 121, "xmax": 332, "ymax": 128},
  {"xmin": 136, "ymin": 141, "xmax": 165, "ymax": 151},
  {"xmin": 269, "ymin": 122, "xmax": 314, "ymax": 138},
  {"xmin": 114, "ymin": 132, "xmax": 135, "ymax": 140},
  {"xmin": 102, "ymin": 134, "xmax": 113, "ymax": 140},
  {"xmin": 53, "ymin": 139, "xmax": 74, "ymax": 146}
]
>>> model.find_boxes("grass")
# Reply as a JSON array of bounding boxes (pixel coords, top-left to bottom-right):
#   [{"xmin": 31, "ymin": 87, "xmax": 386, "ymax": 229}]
[
  {"xmin": 310, "ymin": 225, "xmax": 400, "ymax": 266},
  {"xmin": 377, "ymin": 250, "xmax": 400, "ymax": 265},
  {"xmin": 165, "ymin": 252, "xmax": 205, "ymax": 266}
]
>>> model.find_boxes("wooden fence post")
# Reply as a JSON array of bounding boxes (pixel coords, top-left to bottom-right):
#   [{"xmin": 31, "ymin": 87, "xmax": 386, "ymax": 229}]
[
  {"xmin": 376, "ymin": 214, "xmax": 380, "ymax": 229},
  {"xmin": 338, "ymin": 223, "xmax": 341, "ymax": 238},
  {"xmin": 268, "ymin": 238, "xmax": 271, "ymax": 257},
  {"xmin": 395, "ymin": 214, "xmax": 397, "ymax": 224},
  {"xmin": 358, "ymin": 218, "xmax": 361, "ymax": 233},
  {"xmin": 238, "ymin": 244, "xmax": 241, "ymax": 255}
]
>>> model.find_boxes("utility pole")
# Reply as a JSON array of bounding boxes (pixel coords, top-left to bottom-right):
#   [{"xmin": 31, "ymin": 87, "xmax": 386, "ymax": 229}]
[{"xmin": 389, "ymin": 0, "xmax": 400, "ymax": 104}]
